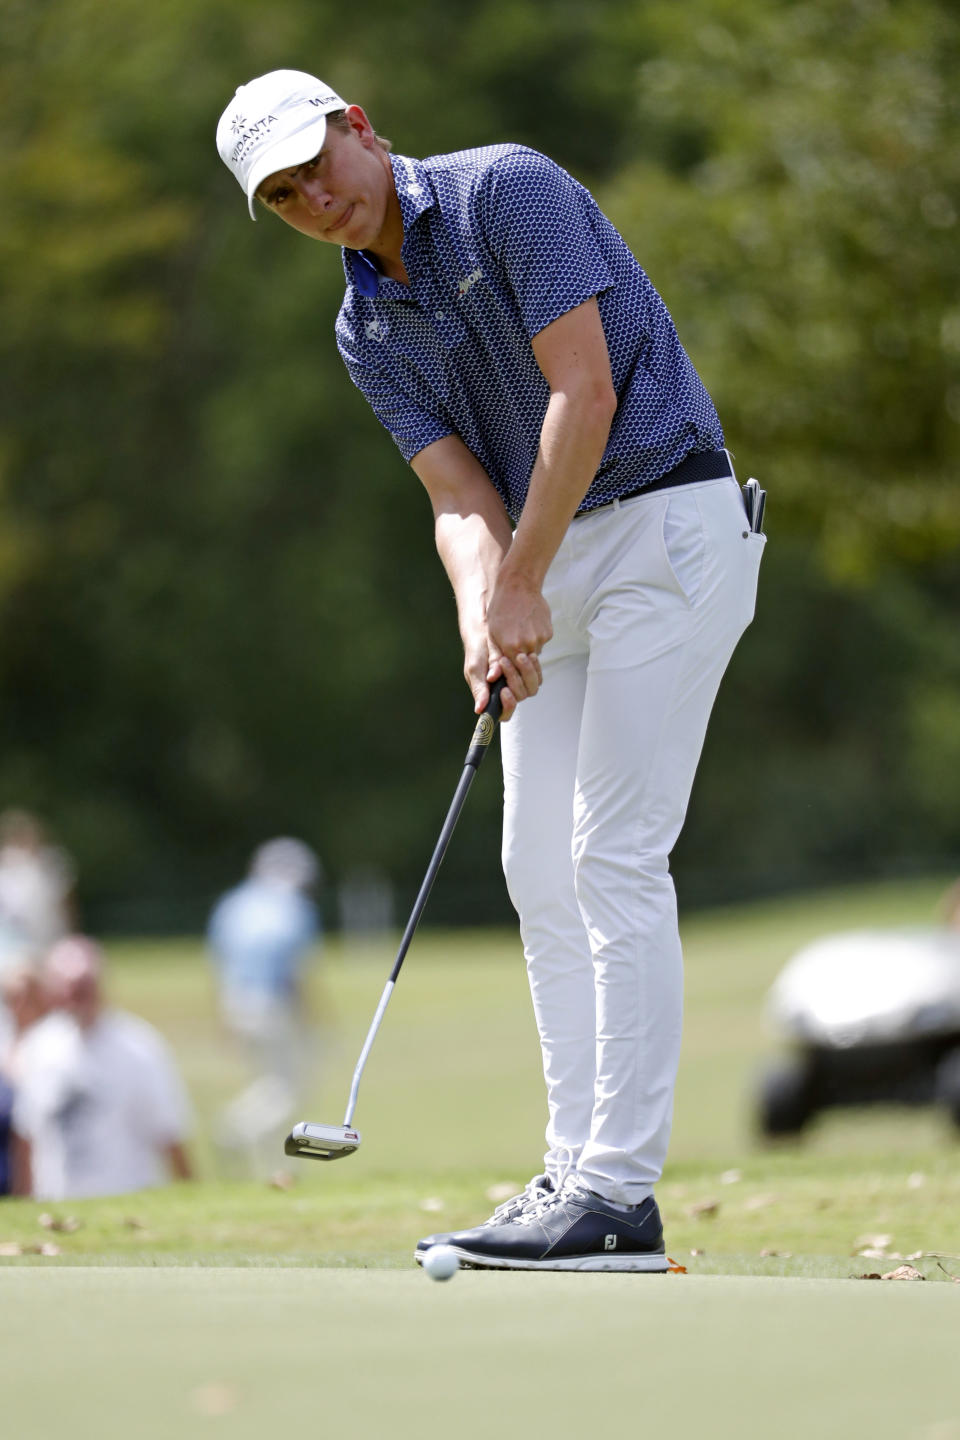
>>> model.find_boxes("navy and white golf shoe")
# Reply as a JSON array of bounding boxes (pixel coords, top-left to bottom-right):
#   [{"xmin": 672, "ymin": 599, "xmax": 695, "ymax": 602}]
[{"xmin": 416, "ymin": 1179, "xmax": 669, "ymax": 1272}]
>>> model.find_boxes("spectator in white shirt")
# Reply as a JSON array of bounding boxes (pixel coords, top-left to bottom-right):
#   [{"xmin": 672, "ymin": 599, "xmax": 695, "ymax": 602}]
[{"xmin": 12, "ymin": 936, "xmax": 193, "ymax": 1200}]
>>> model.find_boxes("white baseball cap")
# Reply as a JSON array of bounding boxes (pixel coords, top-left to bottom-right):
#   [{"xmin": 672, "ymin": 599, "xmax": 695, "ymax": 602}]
[{"xmin": 216, "ymin": 69, "xmax": 348, "ymax": 219}]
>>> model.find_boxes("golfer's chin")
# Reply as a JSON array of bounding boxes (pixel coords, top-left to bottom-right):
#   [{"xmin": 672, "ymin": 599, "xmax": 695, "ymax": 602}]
[
  {"xmin": 325, "ymin": 203, "xmax": 374, "ymax": 250},
  {"xmin": 338, "ymin": 205, "xmax": 394, "ymax": 258}
]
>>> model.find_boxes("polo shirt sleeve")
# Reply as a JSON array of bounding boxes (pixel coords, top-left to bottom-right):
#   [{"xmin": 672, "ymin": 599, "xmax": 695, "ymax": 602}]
[
  {"xmin": 337, "ymin": 331, "xmax": 455, "ymax": 463},
  {"xmin": 477, "ymin": 148, "xmax": 615, "ymax": 340}
]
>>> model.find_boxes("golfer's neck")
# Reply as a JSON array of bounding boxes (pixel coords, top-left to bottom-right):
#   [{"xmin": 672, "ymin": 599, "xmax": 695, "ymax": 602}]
[{"xmin": 369, "ymin": 180, "xmax": 408, "ymax": 286}]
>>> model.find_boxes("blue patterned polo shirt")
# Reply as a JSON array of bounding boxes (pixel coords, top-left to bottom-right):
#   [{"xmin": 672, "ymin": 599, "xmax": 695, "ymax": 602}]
[{"xmin": 336, "ymin": 146, "xmax": 722, "ymax": 524}]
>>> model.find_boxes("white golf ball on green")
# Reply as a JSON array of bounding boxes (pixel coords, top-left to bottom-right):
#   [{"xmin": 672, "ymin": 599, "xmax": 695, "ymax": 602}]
[{"xmin": 422, "ymin": 1245, "xmax": 460, "ymax": 1281}]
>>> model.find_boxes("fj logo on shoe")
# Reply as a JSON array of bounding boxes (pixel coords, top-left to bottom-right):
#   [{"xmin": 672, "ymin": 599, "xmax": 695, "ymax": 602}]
[{"xmin": 604, "ymin": 1235, "xmax": 617, "ymax": 1251}]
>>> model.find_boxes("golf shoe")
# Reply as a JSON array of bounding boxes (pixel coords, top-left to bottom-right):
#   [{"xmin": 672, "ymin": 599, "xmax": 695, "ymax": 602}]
[{"xmin": 416, "ymin": 1178, "xmax": 669, "ymax": 1271}]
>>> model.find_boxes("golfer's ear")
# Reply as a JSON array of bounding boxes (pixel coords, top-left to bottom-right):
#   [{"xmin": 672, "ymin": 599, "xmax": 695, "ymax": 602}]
[{"xmin": 345, "ymin": 105, "xmax": 375, "ymax": 143}]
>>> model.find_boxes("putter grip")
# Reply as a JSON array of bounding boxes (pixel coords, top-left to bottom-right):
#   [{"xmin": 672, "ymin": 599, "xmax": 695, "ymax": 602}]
[{"xmin": 464, "ymin": 677, "xmax": 507, "ymax": 769}]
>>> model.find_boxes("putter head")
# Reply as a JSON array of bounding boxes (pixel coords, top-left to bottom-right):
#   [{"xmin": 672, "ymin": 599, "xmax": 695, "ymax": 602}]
[{"xmin": 284, "ymin": 1121, "xmax": 361, "ymax": 1162}]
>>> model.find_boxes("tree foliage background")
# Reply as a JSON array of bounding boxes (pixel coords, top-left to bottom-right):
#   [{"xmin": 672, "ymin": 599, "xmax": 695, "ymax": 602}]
[{"xmin": 1, "ymin": 0, "xmax": 958, "ymax": 928}]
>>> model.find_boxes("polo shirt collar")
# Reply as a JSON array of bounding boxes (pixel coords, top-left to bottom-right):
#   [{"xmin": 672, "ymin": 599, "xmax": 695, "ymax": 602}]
[
  {"xmin": 390, "ymin": 153, "xmax": 435, "ymax": 229},
  {"xmin": 346, "ymin": 248, "xmax": 381, "ymax": 297},
  {"xmin": 343, "ymin": 153, "xmax": 434, "ymax": 298}
]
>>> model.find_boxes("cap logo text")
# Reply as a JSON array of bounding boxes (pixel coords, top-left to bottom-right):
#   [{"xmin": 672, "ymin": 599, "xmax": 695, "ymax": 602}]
[{"xmin": 230, "ymin": 113, "xmax": 280, "ymax": 164}]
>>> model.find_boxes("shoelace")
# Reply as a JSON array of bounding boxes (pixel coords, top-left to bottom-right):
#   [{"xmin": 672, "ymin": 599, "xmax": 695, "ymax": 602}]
[
  {"xmin": 514, "ymin": 1174, "xmax": 600, "ymax": 1226},
  {"xmin": 490, "ymin": 1174, "xmax": 552, "ymax": 1223},
  {"xmin": 515, "ymin": 1177, "xmax": 582, "ymax": 1226}
]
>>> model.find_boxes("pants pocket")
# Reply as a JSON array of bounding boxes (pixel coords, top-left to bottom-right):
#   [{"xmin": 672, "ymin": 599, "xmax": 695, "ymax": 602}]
[{"xmin": 660, "ymin": 492, "xmax": 706, "ymax": 603}]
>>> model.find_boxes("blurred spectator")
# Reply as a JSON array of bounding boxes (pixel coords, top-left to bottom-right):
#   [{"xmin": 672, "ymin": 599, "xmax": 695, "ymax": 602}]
[
  {"xmin": 0, "ymin": 810, "xmax": 76, "ymax": 969},
  {"xmin": 0, "ymin": 962, "xmax": 50, "ymax": 1197},
  {"xmin": 206, "ymin": 838, "xmax": 322, "ymax": 1167},
  {"xmin": 11, "ymin": 936, "xmax": 193, "ymax": 1200},
  {"xmin": 941, "ymin": 879, "xmax": 960, "ymax": 932}
]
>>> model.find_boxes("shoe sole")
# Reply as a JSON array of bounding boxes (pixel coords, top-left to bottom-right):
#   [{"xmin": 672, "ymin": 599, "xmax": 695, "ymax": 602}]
[{"xmin": 415, "ymin": 1247, "xmax": 669, "ymax": 1273}]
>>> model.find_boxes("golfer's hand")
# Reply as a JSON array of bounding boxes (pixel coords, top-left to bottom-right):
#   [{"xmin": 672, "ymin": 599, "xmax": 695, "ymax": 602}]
[
  {"xmin": 486, "ymin": 573, "xmax": 552, "ymax": 720},
  {"xmin": 464, "ymin": 639, "xmax": 496, "ymax": 717}
]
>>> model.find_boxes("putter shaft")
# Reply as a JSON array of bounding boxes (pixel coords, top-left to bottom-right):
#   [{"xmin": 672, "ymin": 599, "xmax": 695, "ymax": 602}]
[
  {"xmin": 342, "ymin": 693, "xmax": 502, "ymax": 1123},
  {"xmin": 287, "ymin": 678, "xmax": 506, "ymax": 1155},
  {"xmin": 343, "ymin": 978, "xmax": 394, "ymax": 1126}
]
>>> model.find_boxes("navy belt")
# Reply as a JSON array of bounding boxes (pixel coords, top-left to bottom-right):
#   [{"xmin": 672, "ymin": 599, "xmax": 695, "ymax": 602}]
[{"xmin": 576, "ymin": 448, "xmax": 733, "ymax": 518}]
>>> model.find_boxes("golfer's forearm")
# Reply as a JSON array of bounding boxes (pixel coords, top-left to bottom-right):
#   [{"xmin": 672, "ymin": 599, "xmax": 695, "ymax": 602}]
[
  {"xmin": 500, "ymin": 296, "xmax": 617, "ymax": 590},
  {"xmin": 504, "ymin": 386, "xmax": 614, "ymax": 588},
  {"xmin": 436, "ymin": 510, "xmax": 512, "ymax": 644},
  {"xmin": 411, "ymin": 435, "xmax": 514, "ymax": 640}
]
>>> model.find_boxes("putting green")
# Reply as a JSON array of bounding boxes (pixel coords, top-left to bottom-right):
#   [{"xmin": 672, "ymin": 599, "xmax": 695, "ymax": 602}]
[{"xmin": 3, "ymin": 1267, "xmax": 957, "ymax": 1439}]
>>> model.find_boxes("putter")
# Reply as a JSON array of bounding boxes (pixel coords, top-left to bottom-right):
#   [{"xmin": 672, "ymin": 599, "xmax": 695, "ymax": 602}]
[{"xmin": 285, "ymin": 677, "xmax": 507, "ymax": 1162}]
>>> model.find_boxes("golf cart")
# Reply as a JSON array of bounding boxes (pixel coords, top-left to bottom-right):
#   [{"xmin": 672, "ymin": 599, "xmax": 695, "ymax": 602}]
[{"xmin": 756, "ymin": 928, "xmax": 960, "ymax": 1137}]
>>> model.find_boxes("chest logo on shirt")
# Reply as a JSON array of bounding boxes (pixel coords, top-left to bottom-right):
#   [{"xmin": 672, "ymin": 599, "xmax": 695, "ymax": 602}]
[
  {"xmin": 457, "ymin": 267, "xmax": 484, "ymax": 298},
  {"xmin": 365, "ymin": 319, "xmax": 388, "ymax": 342}
]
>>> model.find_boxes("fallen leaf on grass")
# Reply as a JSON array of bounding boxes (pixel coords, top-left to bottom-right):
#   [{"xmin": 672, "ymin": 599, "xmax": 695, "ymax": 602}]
[
  {"xmin": 0, "ymin": 1242, "xmax": 23, "ymax": 1256},
  {"xmin": 267, "ymin": 1170, "xmax": 296, "ymax": 1191},
  {"xmin": 17, "ymin": 1243, "xmax": 60, "ymax": 1257},
  {"xmin": 122, "ymin": 1216, "xmax": 146, "ymax": 1230},
  {"xmin": 189, "ymin": 1382, "xmax": 239, "ymax": 1417},
  {"xmin": 853, "ymin": 1272, "xmax": 883, "ymax": 1280},
  {"xmin": 38, "ymin": 1213, "xmax": 80, "ymax": 1233},
  {"xmin": 666, "ymin": 1257, "xmax": 687, "ymax": 1274},
  {"xmin": 685, "ymin": 1199, "xmax": 719, "ymax": 1220},
  {"xmin": 689, "ymin": 1248, "xmax": 706, "ymax": 1256},
  {"xmin": 935, "ymin": 1261, "xmax": 960, "ymax": 1284},
  {"xmin": 760, "ymin": 1249, "xmax": 792, "ymax": 1258},
  {"xmin": 744, "ymin": 1194, "xmax": 777, "ymax": 1212},
  {"xmin": 881, "ymin": 1265, "xmax": 925, "ymax": 1281}
]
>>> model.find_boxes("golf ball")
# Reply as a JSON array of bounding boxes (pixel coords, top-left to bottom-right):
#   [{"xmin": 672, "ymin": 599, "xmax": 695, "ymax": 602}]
[{"xmin": 422, "ymin": 1244, "xmax": 460, "ymax": 1281}]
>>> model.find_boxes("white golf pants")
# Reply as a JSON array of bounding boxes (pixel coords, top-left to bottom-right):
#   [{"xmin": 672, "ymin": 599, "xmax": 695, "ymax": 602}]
[{"xmin": 500, "ymin": 474, "xmax": 764, "ymax": 1204}]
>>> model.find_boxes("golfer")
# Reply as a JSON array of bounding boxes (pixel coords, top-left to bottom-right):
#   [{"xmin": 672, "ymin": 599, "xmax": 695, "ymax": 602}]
[{"xmin": 216, "ymin": 70, "xmax": 765, "ymax": 1270}]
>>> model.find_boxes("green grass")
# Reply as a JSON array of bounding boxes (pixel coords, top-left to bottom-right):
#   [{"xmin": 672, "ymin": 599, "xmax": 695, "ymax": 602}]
[
  {"xmin": 2, "ymin": 875, "xmax": 959, "ymax": 1271},
  {"xmin": 3, "ymin": 879, "xmax": 960, "ymax": 1439},
  {"xmin": 3, "ymin": 1267, "xmax": 960, "ymax": 1440}
]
